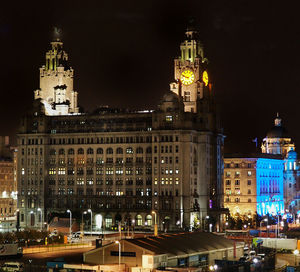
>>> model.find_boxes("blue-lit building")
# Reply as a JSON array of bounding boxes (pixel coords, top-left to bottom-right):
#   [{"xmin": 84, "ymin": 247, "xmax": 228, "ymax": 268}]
[
  {"xmin": 224, "ymin": 154, "xmax": 284, "ymax": 218},
  {"xmin": 262, "ymin": 114, "xmax": 300, "ymax": 213},
  {"xmin": 256, "ymin": 157, "xmax": 284, "ymax": 215}
]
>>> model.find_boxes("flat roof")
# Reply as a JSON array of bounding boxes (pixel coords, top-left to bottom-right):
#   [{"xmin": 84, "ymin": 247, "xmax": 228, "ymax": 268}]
[{"xmin": 126, "ymin": 232, "xmax": 243, "ymax": 256}]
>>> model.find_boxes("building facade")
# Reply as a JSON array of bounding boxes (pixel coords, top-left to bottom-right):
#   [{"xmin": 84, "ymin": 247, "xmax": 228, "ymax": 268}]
[
  {"xmin": 0, "ymin": 137, "xmax": 17, "ymax": 231},
  {"xmin": 261, "ymin": 114, "xmax": 300, "ymax": 212},
  {"xmin": 224, "ymin": 154, "xmax": 284, "ymax": 218},
  {"xmin": 17, "ymin": 30, "xmax": 224, "ymax": 231}
]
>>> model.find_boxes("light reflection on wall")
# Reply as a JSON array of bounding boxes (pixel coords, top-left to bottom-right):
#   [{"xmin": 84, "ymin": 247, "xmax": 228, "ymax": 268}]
[{"xmin": 256, "ymin": 158, "xmax": 284, "ymax": 215}]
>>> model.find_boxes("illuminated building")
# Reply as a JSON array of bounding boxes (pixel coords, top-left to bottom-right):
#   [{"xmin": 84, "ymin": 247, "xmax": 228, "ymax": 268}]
[
  {"xmin": 0, "ymin": 137, "xmax": 17, "ymax": 230},
  {"xmin": 224, "ymin": 154, "xmax": 284, "ymax": 217},
  {"xmin": 17, "ymin": 29, "xmax": 224, "ymax": 231},
  {"xmin": 261, "ymin": 114, "xmax": 300, "ymax": 212}
]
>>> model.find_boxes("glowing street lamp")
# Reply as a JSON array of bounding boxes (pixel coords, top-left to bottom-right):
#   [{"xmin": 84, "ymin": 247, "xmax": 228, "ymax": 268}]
[
  {"xmin": 294, "ymin": 249, "xmax": 299, "ymax": 266},
  {"xmin": 115, "ymin": 240, "xmax": 121, "ymax": 270},
  {"xmin": 87, "ymin": 209, "xmax": 93, "ymax": 236},
  {"xmin": 67, "ymin": 209, "xmax": 72, "ymax": 238},
  {"xmin": 37, "ymin": 208, "xmax": 42, "ymax": 230},
  {"xmin": 260, "ymin": 218, "xmax": 268, "ymax": 237},
  {"xmin": 151, "ymin": 211, "xmax": 158, "ymax": 236},
  {"xmin": 82, "ymin": 211, "xmax": 87, "ymax": 233}
]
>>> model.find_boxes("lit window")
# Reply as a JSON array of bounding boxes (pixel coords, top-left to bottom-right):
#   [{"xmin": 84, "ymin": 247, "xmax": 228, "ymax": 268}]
[
  {"xmin": 166, "ymin": 115, "xmax": 173, "ymax": 122},
  {"xmin": 247, "ymin": 171, "xmax": 252, "ymax": 176}
]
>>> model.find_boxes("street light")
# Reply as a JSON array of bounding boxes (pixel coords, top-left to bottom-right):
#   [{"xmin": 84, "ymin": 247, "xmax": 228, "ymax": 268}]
[
  {"xmin": 115, "ymin": 240, "xmax": 121, "ymax": 270},
  {"xmin": 82, "ymin": 211, "xmax": 87, "ymax": 234},
  {"xmin": 67, "ymin": 209, "xmax": 72, "ymax": 238},
  {"xmin": 259, "ymin": 218, "xmax": 268, "ymax": 237},
  {"xmin": 151, "ymin": 211, "xmax": 158, "ymax": 236},
  {"xmin": 294, "ymin": 249, "xmax": 299, "ymax": 266},
  {"xmin": 88, "ymin": 209, "xmax": 92, "ymax": 236},
  {"xmin": 37, "ymin": 208, "xmax": 42, "ymax": 231}
]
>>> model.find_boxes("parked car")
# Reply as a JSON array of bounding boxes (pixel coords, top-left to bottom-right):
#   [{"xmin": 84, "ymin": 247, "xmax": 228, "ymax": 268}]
[{"xmin": 1, "ymin": 262, "xmax": 24, "ymax": 272}]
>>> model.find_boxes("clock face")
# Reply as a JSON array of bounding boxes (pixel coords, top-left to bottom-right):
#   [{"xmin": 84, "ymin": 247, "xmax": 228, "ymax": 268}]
[
  {"xmin": 180, "ymin": 69, "xmax": 195, "ymax": 85},
  {"xmin": 202, "ymin": 70, "xmax": 209, "ymax": 86}
]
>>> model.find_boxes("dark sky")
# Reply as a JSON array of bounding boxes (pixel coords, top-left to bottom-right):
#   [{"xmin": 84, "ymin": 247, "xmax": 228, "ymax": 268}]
[{"xmin": 1, "ymin": 1, "xmax": 300, "ymax": 154}]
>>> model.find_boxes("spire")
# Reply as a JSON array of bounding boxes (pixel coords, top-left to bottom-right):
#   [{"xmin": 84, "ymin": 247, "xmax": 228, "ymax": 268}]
[{"xmin": 274, "ymin": 112, "xmax": 282, "ymax": 127}]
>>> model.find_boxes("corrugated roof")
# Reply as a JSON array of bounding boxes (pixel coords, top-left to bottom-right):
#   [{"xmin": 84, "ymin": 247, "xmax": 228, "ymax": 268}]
[{"xmin": 126, "ymin": 232, "xmax": 242, "ymax": 256}]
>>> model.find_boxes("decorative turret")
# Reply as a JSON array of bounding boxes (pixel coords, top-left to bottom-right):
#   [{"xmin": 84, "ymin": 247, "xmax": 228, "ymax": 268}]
[
  {"xmin": 261, "ymin": 113, "xmax": 295, "ymax": 157},
  {"xmin": 34, "ymin": 35, "xmax": 79, "ymax": 116}
]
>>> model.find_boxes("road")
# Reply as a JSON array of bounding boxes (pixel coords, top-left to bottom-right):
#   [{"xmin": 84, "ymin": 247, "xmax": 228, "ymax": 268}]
[{"xmin": 2, "ymin": 246, "xmax": 94, "ymax": 266}]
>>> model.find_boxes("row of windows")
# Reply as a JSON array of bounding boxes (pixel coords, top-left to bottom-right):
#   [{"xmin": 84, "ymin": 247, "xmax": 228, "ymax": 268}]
[
  {"xmin": 225, "ymin": 189, "xmax": 252, "ymax": 195},
  {"xmin": 23, "ymin": 135, "xmax": 180, "ymax": 146},
  {"xmin": 225, "ymin": 171, "xmax": 252, "ymax": 177},
  {"xmin": 225, "ymin": 163, "xmax": 252, "ymax": 168},
  {"xmin": 47, "ymin": 177, "xmax": 152, "ymax": 186},
  {"xmin": 225, "ymin": 180, "xmax": 252, "ymax": 186},
  {"xmin": 49, "ymin": 147, "xmax": 152, "ymax": 156},
  {"xmin": 225, "ymin": 198, "xmax": 253, "ymax": 203}
]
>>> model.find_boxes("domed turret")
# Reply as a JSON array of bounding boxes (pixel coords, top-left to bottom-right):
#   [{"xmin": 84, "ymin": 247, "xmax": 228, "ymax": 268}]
[
  {"xmin": 287, "ymin": 149, "xmax": 297, "ymax": 160},
  {"xmin": 266, "ymin": 113, "xmax": 289, "ymax": 138},
  {"xmin": 261, "ymin": 113, "xmax": 295, "ymax": 158},
  {"xmin": 158, "ymin": 91, "xmax": 183, "ymax": 112}
]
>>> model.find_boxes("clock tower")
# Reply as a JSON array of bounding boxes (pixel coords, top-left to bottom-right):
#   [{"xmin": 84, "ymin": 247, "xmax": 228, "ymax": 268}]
[{"xmin": 170, "ymin": 29, "xmax": 210, "ymax": 113}]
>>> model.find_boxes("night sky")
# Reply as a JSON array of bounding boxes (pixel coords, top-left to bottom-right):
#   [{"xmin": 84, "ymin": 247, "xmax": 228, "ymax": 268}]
[{"xmin": 1, "ymin": 1, "xmax": 300, "ymax": 154}]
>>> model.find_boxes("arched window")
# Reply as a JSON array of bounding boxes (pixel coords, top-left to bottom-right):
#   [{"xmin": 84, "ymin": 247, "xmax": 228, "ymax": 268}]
[
  {"xmin": 58, "ymin": 149, "xmax": 65, "ymax": 155},
  {"xmin": 105, "ymin": 214, "xmax": 112, "ymax": 228},
  {"xmin": 68, "ymin": 148, "xmax": 74, "ymax": 155},
  {"xmin": 116, "ymin": 147, "xmax": 123, "ymax": 154},
  {"xmin": 106, "ymin": 148, "xmax": 113, "ymax": 154},
  {"xmin": 136, "ymin": 214, "xmax": 142, "ymax": 226},
  {"xmin": 49, "ymin": 149, "xmax": 56, "ymax": 155},
  {"xmin": 146, "ymin": 215, "xmax": 152, "ymax": 226},
  {"xmin": 87, "ymin": 148, "xmax": 94, "ymax": 155},
  {"xmin": 136, "ymin": 147, "xmax": 143, "ymax": 154},
  {"xmin": 96, "ymin": 148, "xmax": 103, "ymax": 154},
  {"xmin": 126, "ymin": 147, "xmax": 133, "ymax": 154},
  {"xmin": 78, "ymin": 148, "xmax": 84, "ymax": 155},
  {"xmin": 146, "ymin": 147, "xmax": 152, "ymax": 154}
]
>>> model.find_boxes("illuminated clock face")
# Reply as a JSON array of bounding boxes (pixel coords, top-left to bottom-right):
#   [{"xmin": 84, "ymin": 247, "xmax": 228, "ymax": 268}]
[
  {"xmin": 202, "ymin": 70, "xmax": 209, "ymax": 86},
  {"xmin": 180, "ymin": 70, "xmax": 195, "ymax": 85}
]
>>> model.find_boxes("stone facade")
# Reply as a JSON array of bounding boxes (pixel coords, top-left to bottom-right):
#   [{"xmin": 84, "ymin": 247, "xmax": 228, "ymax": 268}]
[
  {"xmin": 0, "ymin": 137, "xmax": 17, "ymax": 230},
  {"xmin": 224, "ymin": 154, "xmax": 284, "ymax": 217}
]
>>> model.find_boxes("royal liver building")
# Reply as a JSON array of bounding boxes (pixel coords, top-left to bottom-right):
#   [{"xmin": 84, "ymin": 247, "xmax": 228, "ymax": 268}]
[{"xmin": 17, "ymin": 30, "xmax": 224, "ymax": 231}]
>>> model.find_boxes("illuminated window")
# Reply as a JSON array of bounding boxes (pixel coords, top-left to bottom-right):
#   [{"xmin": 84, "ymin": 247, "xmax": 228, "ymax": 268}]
[
  {"xmin": 225, "ymin": 189, "xmax": 231, "ymax": 195},
  {"xmin": 247, "ymin": 171, "xmax": 252, "ymax": 176},
  {"xmin": 166, "ymin": 115, "xmax": 173, "ymax": 122},
  {"xmin": 58, "ymin": 167, "xmax": 65, "ymax": 175},
  {"xmin": 76, "ymin": 178, "xmax": 84, "ymax": 185},
  {"xmin": 175, "ymin": 177, "xmax": 179, "ymax": 185},
  {"xmin": 126, "ymin": 147, "xmax": 133, "ymax": 154},
  {"xmin": 49, "ymin": 168, "xmax": 56, "ymax": 175},
  {"xmin": 116, "ymin": 167, "xmax": 123, "ymax": 175},
  {"xmin": 87, "ymin": 178, "xmax": 94, "ymax": 185},
  {"xmin": 225, "ymin": 172, "xmax": 231, "ymax": 177},
  {"xmin": 21, "ymin": 168, "xmax": 25, "ymax": 175},
  {"xmin": 154, "ymin": 178, "xmax": 158, "ymax": 185},
  {"xmin": 106, "ymin": 167, "xmax": 114, "ymax": 175}
]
